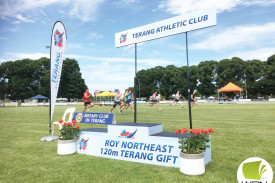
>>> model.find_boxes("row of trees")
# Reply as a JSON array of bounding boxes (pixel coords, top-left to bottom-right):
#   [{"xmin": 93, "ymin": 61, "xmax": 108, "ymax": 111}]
[
  {"xmin": 1, "ymin": 54, "xmax": 274, "ymax": 101},
  {"xmin": 136, "ymin": 54, "xmax": 275, "ymax": 99},
  {"xmin": 0, "ymin": 58, "xmax": 87, "ymax": 102}
]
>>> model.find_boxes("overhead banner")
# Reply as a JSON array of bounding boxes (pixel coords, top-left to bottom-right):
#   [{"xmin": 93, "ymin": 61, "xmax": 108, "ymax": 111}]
[
  {"xmin": 115, "ymin": 8, "xmax": 216, "ymax": 47},
  {"xmin": 50, "ymin": 21, "xmax": 67, "ymax": 121}
]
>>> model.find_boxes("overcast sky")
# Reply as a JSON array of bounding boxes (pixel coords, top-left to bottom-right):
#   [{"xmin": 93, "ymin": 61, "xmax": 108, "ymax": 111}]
[{"xmin": 1, "ymin": 0, "xmax": 275, "ymax": 92}]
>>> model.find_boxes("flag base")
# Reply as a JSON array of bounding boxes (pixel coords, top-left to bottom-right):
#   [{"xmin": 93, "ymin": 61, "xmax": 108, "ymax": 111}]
[{"xmin": 40, "ymin": 135, "xmax": 59, "ymax": 142}]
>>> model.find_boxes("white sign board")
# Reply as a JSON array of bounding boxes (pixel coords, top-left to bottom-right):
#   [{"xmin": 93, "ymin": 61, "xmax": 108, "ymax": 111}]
[
  {"xmin": 77, "ymin": 123, "xmax": 212, "ymax": 167},
  {"xmin": 115, "ymin": 8, "xmax": 216, "ymax": 48}
]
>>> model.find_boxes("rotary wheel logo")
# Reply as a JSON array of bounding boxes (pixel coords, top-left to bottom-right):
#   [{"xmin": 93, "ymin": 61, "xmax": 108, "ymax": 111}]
[{"xmin": 75, "ymin": 113, "xmax": 83, "ymax": 123}]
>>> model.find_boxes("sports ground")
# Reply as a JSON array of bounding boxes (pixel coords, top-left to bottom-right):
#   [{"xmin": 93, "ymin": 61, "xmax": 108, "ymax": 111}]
[{"xmin": 0, "ymin": 103, "xmax": 274, "ymax": 182}]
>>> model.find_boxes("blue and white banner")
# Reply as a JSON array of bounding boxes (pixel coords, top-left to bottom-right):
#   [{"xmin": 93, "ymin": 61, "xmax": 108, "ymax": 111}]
[
  {"xmin": 77, "ymin": 123, "xmax": 212, "ymax": 167},
  {"xmin": 73, "ymin": 113, "xmax": 116, "ymax": 125},
  {"xmin": 115, "ymin": 8, "xmax": 216, "ymax": 47},
  {"xmin": 50, "ymin": 21, "xmax": 66, "ymax": 121},
  {"xmin": 78, "ymin": 135, "xmax": 180, "ymax": 167}
]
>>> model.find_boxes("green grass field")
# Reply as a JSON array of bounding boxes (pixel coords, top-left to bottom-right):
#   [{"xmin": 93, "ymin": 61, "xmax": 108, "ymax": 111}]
[{"xmin": 0, "ymin": 103, "xmax": 274, "ymax": 183}]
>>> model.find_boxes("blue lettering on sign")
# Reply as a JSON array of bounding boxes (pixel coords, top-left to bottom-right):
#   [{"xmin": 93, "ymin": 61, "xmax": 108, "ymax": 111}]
[
  {"xmin": 120, "ymin": 150, "xmax": 154, "ymax": 160},
  {"xmin": 105, "ymin": 140, "xmax": 120, "ymax": 147},
  {"xmin": 204, "ymin": 15, "xmax": 208, "ymax": 21},
  {"xmin": 172, "ymin": 23, "xmax": 176, "ymax": 29},
  {"xmin": 156, "ymin": 27, "xmax": 160, "ymax": 33},
  {"xmin": 131, "ymin": 14, "xmax": 209, "ymax": 39},
  {"xmin": 198, "ymin": 16, "xmax": 203, "ymax": 22},
  {"xmin": 121, "ymin": 141, "xmax": 174, "ymax": 153},
  {"xmin": 183, "ymin": 20, "xmax": 187, "ymax": 26},
  {"xmin": 132, "ymin": 29, "xmax": 155, "ymax": 38},
  {"xmin": 156, "ymin": 154, "xmax": 178, "ymax": 164},
  {"xmin": 51, "ymin": 52, "xmax": 61, "ymax": 83},
  {"xmin": 189, "ymin": 15, "xmax": 208, "ymax": 24},
  {"xmin": 101, "ymin": 139, "xmax": 179, "ymax": 164}
]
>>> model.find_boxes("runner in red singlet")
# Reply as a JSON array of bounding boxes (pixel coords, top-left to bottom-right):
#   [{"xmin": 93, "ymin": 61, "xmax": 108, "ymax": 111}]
[{"xmin": 83, "ymin": 88, "xmax": 95, "ymax": 112}]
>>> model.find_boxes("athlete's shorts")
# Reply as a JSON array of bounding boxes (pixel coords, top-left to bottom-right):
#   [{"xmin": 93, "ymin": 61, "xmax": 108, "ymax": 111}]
[
  {"xmin": 124, "ymin": 101, "xmax": 131, "ymax": 106},
  {"xmin": 113, "ymin": 101, "xmax": 121, "ymax": 107},
  {"xmin": 175, "ymin": 99, "xmax": 179, "ymax": 102},
  {"xmin": 84, "ymin": 101, "xmax": 91, "ymax": 106},
  {"xmin": 151, "ymin": 100, "xmax": 158, "ymax": 104}
]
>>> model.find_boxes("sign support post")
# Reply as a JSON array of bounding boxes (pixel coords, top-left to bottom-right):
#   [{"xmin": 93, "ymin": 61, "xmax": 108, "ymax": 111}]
[
  {"xmin": 185, "ymin": 32, "xmax": 192, "ymax": 129},
  {"xmin": 134, "ymin": 43, "xmax": 137, "ymax": 123},
  {"xmin": 49, "ymin": 56, "xmax": 52, "ymax": 134}
]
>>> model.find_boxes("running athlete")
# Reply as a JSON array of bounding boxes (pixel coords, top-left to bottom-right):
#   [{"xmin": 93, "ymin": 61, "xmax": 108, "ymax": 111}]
[
  {"xmin": 148, "ymin": 91, "xmax": 162, "ymax": 111},
  {"xmin": 110, "ymin": 89, "xmax": 124, "ymax": 113},
  {"xmin": 170, "ymin": 90, "xmax": 185, "ymax": 109},
  {"xmin": 121, "ymin": 90, "xmax": 134, "ymax": 112},
  {"xmin": 190, "ymin": 90, "xmax": 196, "ymax": 108},
  {"xmin": 123, "ymin": 89, "xmax": 128, "ymax": 107},
  {"xmin": 83, "ymin": 88, "xmax": 95, "ymax": 112}
]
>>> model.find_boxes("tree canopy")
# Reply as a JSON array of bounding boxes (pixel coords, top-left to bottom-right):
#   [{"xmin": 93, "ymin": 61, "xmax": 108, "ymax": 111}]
[
  {"xmin": 0, "ymin": 58, "xmax": 87, "ymax": 101},
  {"xmin": 136, "ymin": 54, "xmax": 275, "ymax": 99},
  {"xmin": 1, "ymin": 54, "xmax": 275, "ymax": 101}
]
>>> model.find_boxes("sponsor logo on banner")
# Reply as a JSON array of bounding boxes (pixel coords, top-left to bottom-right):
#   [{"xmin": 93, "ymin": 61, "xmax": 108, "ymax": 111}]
[
  {"xmin": 237, "ymin": 157, "xmax": 273, "ymax": 183},
  {"xmin": 79, "ymin": 138, "xmax": 89, "ymax": 151},
  {"xmin": 120, "ymin": 33, "xmax": 127, "ymax": 43},
  {"xmin": 119, "ymin": 129, "xmax": 137, "ymax": 139},
  {"xmin": 54, "ymin": 30, "xmax": 64, "ymax": 48}
]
